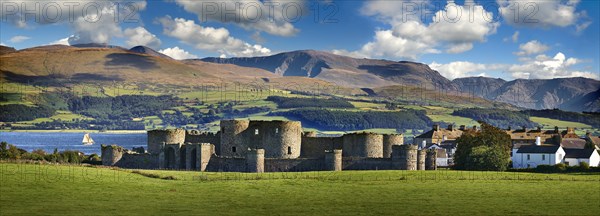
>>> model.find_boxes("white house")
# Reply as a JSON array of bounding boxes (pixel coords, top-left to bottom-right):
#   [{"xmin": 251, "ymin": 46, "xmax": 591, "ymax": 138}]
[
  {"xmin": 513, "ymin": 145, "xmax": 565, "ymax": 169},
  {"xmin": 563, "ymin": 149, "xmax": 600, "ymax": 167}
]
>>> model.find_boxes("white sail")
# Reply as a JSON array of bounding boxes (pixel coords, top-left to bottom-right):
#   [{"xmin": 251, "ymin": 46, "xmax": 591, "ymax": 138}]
[{"xmin": 82, "ymin": 133, "xmax": 94, "ymax": 145}]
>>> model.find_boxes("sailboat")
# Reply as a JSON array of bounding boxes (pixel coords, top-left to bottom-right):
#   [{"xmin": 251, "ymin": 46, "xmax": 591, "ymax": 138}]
[{"xmin": 82, "ymin": 133, "xmax": 94, "ymax": 145}]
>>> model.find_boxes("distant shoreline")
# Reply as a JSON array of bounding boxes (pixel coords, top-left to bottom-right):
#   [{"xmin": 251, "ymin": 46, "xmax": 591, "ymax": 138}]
[{"xmin": 0, "ymin": 130, "xmax": 147, "ymax": 134}]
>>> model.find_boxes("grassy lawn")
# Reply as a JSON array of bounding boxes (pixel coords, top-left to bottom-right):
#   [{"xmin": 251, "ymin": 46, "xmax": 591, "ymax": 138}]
[
  {"xmin": 530, "ymin": 117, "xmax": 593, "ymax": 129},
  {"xmin": 1, "ymin": 163, "xmax": 598, "ymax": 215}
]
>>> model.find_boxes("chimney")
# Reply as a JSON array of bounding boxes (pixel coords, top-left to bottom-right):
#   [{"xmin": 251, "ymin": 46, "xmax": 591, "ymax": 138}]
[
  {"xmin": 535, "ymin": 136, "xmax": 541, "ymax": 146},
  {"xmin": 554, "ymin": 126, "xmax": 559, "ymax": 133},
  {"xmin": 433, "ymin": 124, "xmax": 439, "ymax": 131},
  {"xmin": 522, "ymin": 126, "xmax": 526, "ymax": 131},
  {"xmin": 586, "ymin": 131, "xmax": 592, "ymax": 138},
  {"xmin": 567, "ymin": 127, "xmax": 574, "ymax": 133},
  {"xmin": 537, "ymin": 126, "xmax": 542, "ymax": 131},
  {"xmin": 507, "ymin": 126, "xmax": 512, "ymax": 131},
  {"xmin": 473, "ymin": 126, "xmax": 477, "ymax": 131},
  {"xmin": 448, "ymin": 124, "xmax": 454, "ymax": 131},
  {"xmin": 422, "ymin": 140, "xmax": 427, "ymax": 149},
  {"xmin": 459, "ymin": 125, "xmax": 466, "ymax": 130}
]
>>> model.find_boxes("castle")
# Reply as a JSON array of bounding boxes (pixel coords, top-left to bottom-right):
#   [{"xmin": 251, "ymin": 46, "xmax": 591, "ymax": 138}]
[{"xmin": 101, "ymin": 120, "xmax": 438, "ymax": 172}]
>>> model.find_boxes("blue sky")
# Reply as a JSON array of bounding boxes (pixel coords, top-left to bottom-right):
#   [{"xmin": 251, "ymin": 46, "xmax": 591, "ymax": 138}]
[{"xmin": 1, "ymin": 0, "xmax": 598, "ymax": 81}]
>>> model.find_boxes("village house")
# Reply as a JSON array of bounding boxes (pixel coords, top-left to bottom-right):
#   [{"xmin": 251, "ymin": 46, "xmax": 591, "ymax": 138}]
[{"xmin": 512, "ymin": 137, "xmax": 600, "ymax": 168}]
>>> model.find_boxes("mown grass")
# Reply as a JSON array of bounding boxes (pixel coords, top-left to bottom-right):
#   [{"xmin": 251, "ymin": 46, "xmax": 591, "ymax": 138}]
[{"xmin": 2, "ymin": 163, "xmax": 598, "ymax": 215}]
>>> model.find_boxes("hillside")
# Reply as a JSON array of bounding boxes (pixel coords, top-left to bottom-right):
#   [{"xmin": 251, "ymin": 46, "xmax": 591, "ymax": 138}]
[
  {"xmin": 453, "ymin": 77, "xmax": 600, "ymax": 112},
  {"xmin": 201, "ymin": 50, "xmax": 457, "ymax": 89}
]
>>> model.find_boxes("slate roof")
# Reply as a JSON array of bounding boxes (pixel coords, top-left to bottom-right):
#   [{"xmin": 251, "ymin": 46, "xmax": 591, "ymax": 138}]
[
  {"xmin": 516, "ymin": 145, "xmax": 561, "ymax": 154},
  {"xmin": 560, "ymin": 138, "xmax": 587, "ymax": 149},
  {"xmin": 564, "ymin": 148, "xmax": 596, "ymax": 158}
]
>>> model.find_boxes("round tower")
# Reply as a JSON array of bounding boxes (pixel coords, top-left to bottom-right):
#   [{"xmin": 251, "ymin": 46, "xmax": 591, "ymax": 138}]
[
  {"xmin": 417, "ymin": 149, "xmax": 426, "ymax": 170},
  {"xmin": 101, "ymin": 144, "xmax": 125, "ymax": 166},
  {"xmin": 246, "ymin": 149, "xmax": 265, "ymax": 173},
  {"xmin": 147, "ymin": 129, "xmax": 185, "ymax": 154},
  {"xmin": 392, "ymin": 144, "xmax": 417, "ymax": 170},
  {"xmin": 324, "ymin": 149, "xmax": 342, "ymax": 171},
  {"xmin": 425, "ymin": 149, "xmax": 437, "ymax": 170},
  {"xmin": 220, "ymin": 119, "xmax": 250, "ymax": 158},
  {"xmin": 256, "ymin": 121, "xmax": 302, "ymax": 159},
  {"xmin": 342, "ymin": 133, "xmax": 384, "ymax": 158},
  {"xmin": 383, "ymin": 134, "xmax": 404, "ymax": 158}
]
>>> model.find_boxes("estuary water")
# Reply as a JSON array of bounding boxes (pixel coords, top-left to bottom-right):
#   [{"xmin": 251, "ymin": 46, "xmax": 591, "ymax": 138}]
[{"xmin": 0, "ymin": 132, "xmax": 147, "ymax": 155}]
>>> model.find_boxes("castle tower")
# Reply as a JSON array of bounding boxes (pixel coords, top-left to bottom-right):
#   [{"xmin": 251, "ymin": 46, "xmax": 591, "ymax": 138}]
[
  {"xmin": 252, "ymin": 121, "xmax": 302, "ymax": 159},
  {"xmin": 324, "ymin": 149, "xmax": 342, "ymax": 171},
  {"xmin": 101, "ymin": 144, "xmax": 124, "ymax": 166},
  {"xmin": 392, "ymin": 144, "xmax": 417, "ymax": 170},
  {"xmin": 147, "ymin": 129, "xmax": 185, "ymax": 154},
  {"xmin": 425, "ymin": 149, "xmax": 437, "ymax": 170},
  {"xmin": 417, "ymin": 149, "xmax": 426, "ymax": 170},
  {"xmin": 342, "ymin": 133, "xmax": 384, "ymax": 158},
  {"xmin": 383, "ymin": 134, "xmax": 404, "ymax": 158},
  {"xmin": 246, "ymin": 149, "xmax": 265, "ymax": 173},
  {"xmin": 220, "ymin": 120, "xmax": 250, "ymax": 157}
]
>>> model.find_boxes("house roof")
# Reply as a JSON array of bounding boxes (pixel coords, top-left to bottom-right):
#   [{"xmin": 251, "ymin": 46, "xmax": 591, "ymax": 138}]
[
  {"xmin": 560, "ymin": 138, "xmax": 587, "ymax": 149},
  {"xmin": 415, "ymin": 128, "xmax": 463, "ymax": 140},
  {"xmin": 516, "ymin": 145, "xmax": 561, "ymax": 154},
  {"xmin": 564, "ymin": 148, "xmax": 596, "ymax": 158}
]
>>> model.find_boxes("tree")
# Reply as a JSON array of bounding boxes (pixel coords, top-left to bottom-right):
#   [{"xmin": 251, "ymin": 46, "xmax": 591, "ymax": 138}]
[{"xmin": 453, "ymin": 121, "xmax": 512, "ymax": 171}]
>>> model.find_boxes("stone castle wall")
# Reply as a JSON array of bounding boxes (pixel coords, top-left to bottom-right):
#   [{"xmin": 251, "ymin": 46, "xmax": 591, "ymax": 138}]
[
  {"xmin": 115, "ymin": 153, "xmax": 159, "ymax": 169},
  {"xmin": 147, "ymin": 129, "xmax": 185, "ymax": 154},
  {"xmin": 185, "ymin": 130, "xmax": 221, "ymax": 154},
  {"xmin": 300, "ymin": 136, "xmax": 342, "ymax": 158},
  {"xmin": 101, "ymin": 144, "xmax": 124, "ymax": 166}
]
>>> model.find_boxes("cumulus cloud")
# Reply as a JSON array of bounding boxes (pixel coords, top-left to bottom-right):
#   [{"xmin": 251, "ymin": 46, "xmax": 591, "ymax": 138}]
[
  {"xmin": 504, "ymin": 31, "xmax": 519, "ymax": 43},
  {"xmin": 515, "ymin": 40, "xmax": 550, "ymax": 56},
  {"xmin": 498, "ymin": 0, "xmax": 583, "ymax": 28},
  {"xmin": 1, "ymin": 1, "xmax": 147, "ymax": 45},
  {"xmin": 158, "ymin": 16, "xmax": 271, "ymax": 57},
  {"xmin": 346, "ymin": 0, "xmax": 499, "ymax": 60},
  {"xmin": 429, "ymin": 61, "xmax": 507, "ymax": 80},
  {"xmin": 9, "ymin": 36, "xmax": 30, "ymax": 43},
  {"xmin": 124, "ymin": 27, "xmax": 161, "ymax": 49},
  {"xmin": 508, "ymin": 52, "xmax": 597, "ymax": 79},
  {"xmin": 173, "ymin": 0, "xmax": 303, "ymax": 37},
  {"xmin": 159, "ymin": 47, "xmax": 198, "ymax": 60}
]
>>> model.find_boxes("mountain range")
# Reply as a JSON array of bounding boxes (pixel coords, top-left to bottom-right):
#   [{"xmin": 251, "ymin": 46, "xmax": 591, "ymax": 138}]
[{"xmin": 1, "ymin": 44, "xmax": 598, "ymax": 112}]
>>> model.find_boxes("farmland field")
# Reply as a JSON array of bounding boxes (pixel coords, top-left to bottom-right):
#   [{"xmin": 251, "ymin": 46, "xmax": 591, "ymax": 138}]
[{"xmin": 1, "ymin": 163, "xmax": 598, "ymax": 215}]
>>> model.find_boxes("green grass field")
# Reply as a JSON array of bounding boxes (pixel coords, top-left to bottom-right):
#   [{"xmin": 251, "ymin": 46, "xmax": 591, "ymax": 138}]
[
  {"xmin": 530, "ymin": 117, "xmax": 593, "ymax": 129},
  {"xmin": 1, "ymin": 163, "xmax": 598, "ymax": 215}
]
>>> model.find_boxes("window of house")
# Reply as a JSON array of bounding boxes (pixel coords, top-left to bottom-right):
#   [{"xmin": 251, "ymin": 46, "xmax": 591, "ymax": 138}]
[
  {"xmin": 542, "ymin": 155, "xmax": 545, "ymax": 160},
  {"xmin": 287, "ymin": 146, "xmax": 292, "ymax": 154},
  {"xmin": 232, "ymin": 146, "xmax": 236, "ymax": 153},
  {"xmin": 275, "ymin": 128, "xmax": 279, "ymax": 134},
  {"xmin": 527, "ymin": 154, "xmax": 530, "ymax": 160},
  {"xmin": 255, "ymin": 129, "xmax": 259, "ymax": 135}
]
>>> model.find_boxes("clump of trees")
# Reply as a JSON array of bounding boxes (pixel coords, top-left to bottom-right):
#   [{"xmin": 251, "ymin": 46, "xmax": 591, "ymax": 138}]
[
  {"xmin": 0, "ymin": 104, "xmax": 56, "ymax": 122},
  {"xmin": 266, "ymin": 96, "xmax": 355, "ymax": 109},
  {"xmin": 453, "ymin": 122, "xmax": 512, "ymax": 171},
  {"xmin": 271, "ymin": 108, "xmax": 432, "ymax": 131},
  {"xmin": 453, "ymin": 108, "xmax": 538, "ymax": 129},
  {"xmin": 0, "ymin": 142, "xmax": 101, "ymax": 164}
]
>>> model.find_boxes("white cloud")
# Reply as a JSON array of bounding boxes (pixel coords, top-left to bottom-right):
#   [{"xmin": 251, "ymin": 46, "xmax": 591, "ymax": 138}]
[
  {"xmin": 174, "ymin": 0, "xmax": 303, "ymax": 37},
  {"xmin": 576, "ymin": 21, "xmax": 592, "ymax": 34},
  {"xmin": 48, "ymin": 37, "xmax": 71, "ymax": 45},
  {"xmin": 124, "ymin": 27, "xmax": 162, "ymax": 49},
  {"xmin": 9, "ymin": 36, "xmax": 30, "ymax": 43},
  {"xmin": 347, "ymin": 0, "xmax": 499, "ymax": 60},
  {"xmin": 498, "ymin": 0, "xmax": 582, "ymax": 28},
  {"xmin": 508, "ymin": 52, "xmax": 598, "ymax": 79},
  {"xmin": 511, "ymin": 31, "xmax": 519, "ymax": 43},
  {"xmin": 429, "ymin": 61, "xmax": 507, "ymax": 80},
  {"xmin": 1, "ymin": 1, "xmax": 147, "ymax": 45},
  {"xmin": 158, "ymin": 16, "xmax": 271, "ymax": 57},
  {"xmin": 159, "ymin": 47, "xmax": 198, "ymax": 60},
  {"xmin": 515, "ymin": 40, "xmax": 550, "ymax": 56}
]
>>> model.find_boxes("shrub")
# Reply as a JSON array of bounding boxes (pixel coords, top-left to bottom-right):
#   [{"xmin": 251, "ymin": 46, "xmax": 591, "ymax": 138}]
[
  {"xmin": 554, "ymin": 163, "xmax": 567, "ymax": 172},
  {"xmin": 579, "ymin": 161, "xmax": 590, "ymax": 171}
]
